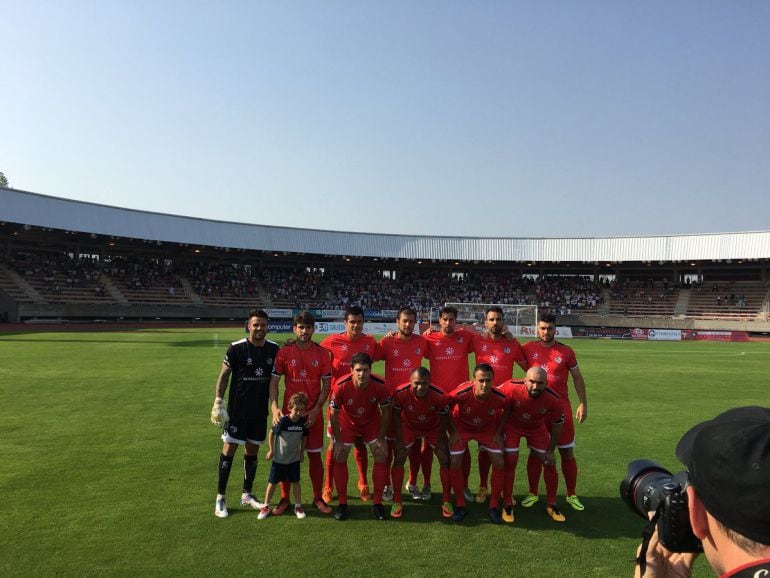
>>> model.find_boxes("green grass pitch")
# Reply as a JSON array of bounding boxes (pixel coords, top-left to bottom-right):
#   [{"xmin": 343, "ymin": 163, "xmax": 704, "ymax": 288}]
[{"xmin": 1, "ymin": 328, "xmax": 767, "ymax": 576}]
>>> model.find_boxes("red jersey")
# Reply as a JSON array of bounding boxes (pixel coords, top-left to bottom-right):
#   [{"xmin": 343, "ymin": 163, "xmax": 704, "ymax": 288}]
[
  {"xmin": 472, "ymin": 334, "xmax": 526, "ymax": 385},
  {"xmin": 272, "ymin": 342, "xmax": 332, "ymax": 411},
  {"xmin": 392, "ymin": 382, "xmax": 450, "ymax": 433},
  {"xmin": 449, "ymin": 381, "xmax": 509, "ymax": 433},
  {"xmin": 378, "ymin": 333, "xmax": 428, "ymax": 392},
  {"xmin": 329, "ymin": 373, "xmax": 390, "ymax": 428},
  {"xmin": 500, "ymin": 379, "xmax": 564, "ymax": 432},
  {"xmin": 522, "ymin": 340, "xmax": 578, "ymax": 399},
  {"xmin": 321, "ymin": 332, "xmax": 380, "ymax": 385},
  {"xmin": 424, "ymin": 329, "xmax": 474, "ymax": 393}
]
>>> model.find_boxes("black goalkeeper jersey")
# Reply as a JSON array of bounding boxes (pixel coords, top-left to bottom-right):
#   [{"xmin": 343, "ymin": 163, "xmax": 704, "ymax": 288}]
[{"xmin": 223, "ymin": 338, "xmax": 280, "ymax": 421}]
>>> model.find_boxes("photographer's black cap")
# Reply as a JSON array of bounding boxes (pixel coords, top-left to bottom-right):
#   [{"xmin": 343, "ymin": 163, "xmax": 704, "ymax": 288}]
[{"xmin": 675, "ymin": 406, "xmax": 770, "ymax": 545}]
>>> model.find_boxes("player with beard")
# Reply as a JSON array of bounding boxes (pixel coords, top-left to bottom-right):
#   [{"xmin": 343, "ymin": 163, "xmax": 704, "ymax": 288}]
[
  {"xmin": 522, "ymin": 311, "xmax": 588, "ymax": 512},
  {"xmin": 499, "ymin": 366, "xmax": 564, "ymax": 523},
  {"xmin": 210, "ymin": 309, "xmax": 279, "ymax": 518},
  {"xmin": 472, "ymin": 305, "xmax": 528, "ymax": 504},
  {"xmin": 329, "ymin": 353, "xmax": 392, "ymax": 521},
  {"xmin": 423, "ymin": 306, "xmax": 477, "ymax": 503},
  {"xmin": 378, "ymin": 307, "xmax": 430, "ymax": 502},
  {"xmin": 320, "ymin": 306, "xmax": 380, "ymax": 504},
  {"xmin": 390, "ymin": 367, "xmax": 452, "ymax": 519},
  {"xmin": 446, "ymin": 364, "xmax": 509, "ymax": 524},
  {"xmin": 269, "ymin": 311, "xmax": 333, "ymax": 515}
]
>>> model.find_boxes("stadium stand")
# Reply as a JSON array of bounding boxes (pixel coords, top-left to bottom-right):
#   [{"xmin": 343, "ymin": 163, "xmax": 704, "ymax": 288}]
[
  {"xmin": 1, "ymin": 188, "xmax": 768, "ymax": 328},
  {"xmin": 684, "ymin": 280, "xmax": 767, "ymax": 321}
]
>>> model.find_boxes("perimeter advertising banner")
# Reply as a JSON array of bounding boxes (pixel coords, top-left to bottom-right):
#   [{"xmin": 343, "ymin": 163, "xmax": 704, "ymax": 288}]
[{"xmin": 681, "ymin": 330, "xmax": 750, "ymax": 342}]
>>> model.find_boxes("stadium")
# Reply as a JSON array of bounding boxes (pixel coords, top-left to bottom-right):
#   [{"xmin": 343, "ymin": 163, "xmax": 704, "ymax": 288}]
[
  {"xmin": 2, "ymin": 187, "xmax": 769, "ymax": 334},
  {"xmin": 1, "ymin": 186, "xmax": 768, "ymax": 577}
]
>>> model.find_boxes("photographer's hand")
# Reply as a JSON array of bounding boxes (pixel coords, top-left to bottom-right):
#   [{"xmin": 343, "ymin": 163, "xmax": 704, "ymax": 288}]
[{"xmin": 633, "ymin": 523, "xmax": 697, "ymax": 578}]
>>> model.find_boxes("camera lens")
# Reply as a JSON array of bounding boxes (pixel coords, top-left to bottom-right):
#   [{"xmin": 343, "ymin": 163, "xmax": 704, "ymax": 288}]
[{"xmin": 620, "ymin": 459, "xmax": 674, "ymax": 518}]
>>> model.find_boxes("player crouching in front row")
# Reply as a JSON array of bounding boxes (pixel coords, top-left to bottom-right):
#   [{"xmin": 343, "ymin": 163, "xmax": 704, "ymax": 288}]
[
  {"xmin": 390, "ymin": 367, "xmax": 454, "ymax": 519},
  {"xmin": 329, "ymin": 353, "xmax": 392, "ymax": 521},
  {"xmin": 257, "ymin": 393, "xmax": 309, "ymax": 520},
  {"xmin": 447, "ymin": 364, "xmax": 509, "ymax": 524}
]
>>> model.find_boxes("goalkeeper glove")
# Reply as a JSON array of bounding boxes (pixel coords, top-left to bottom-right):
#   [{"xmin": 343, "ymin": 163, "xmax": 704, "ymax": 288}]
[{"xmin": 210, "ymin": 397, "xmax": 229, "ymax": 427}]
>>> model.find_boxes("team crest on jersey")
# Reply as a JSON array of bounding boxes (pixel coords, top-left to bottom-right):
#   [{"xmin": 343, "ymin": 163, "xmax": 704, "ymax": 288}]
[
  {"xmin": 347, "ymin": 398, "xmax": 354, "ymax": 405},
  {"xmin": 488, "ymin": 408, "xmax": 495, "ymax": 415},
  {"xmin": 369, "ymin": 397, "xmax": 377, "ymax": 404},
  {"xmin": 554, "ymin": 356, "xmax": 563, "ymax": 364},
  {"xmin": 531, "ymin": 352, "xmax": 539, "ymax": 360},
  {"xmin": 229, "ymin": 425, "xmax": 238, "ymax": 433},
  {"xmin": 504, "ymin": 347, "xmax": 511, "ymax": 354},
  {"xmin": 539, "ymin": 408, "xmax": 547, "ymax": 414},
  {"xmin": 458, "ymin": 337, "xmax": 464, "ymax": 343},
  {"xmin": 514, "ymin": 400, "xmax": 521, "ymax": 407},
  {"xmin": 414, "ymin": 347, "xmax": 422, "ymax": 355},
  {"xmin": 267, "ymin": 358, "xmax": 273, "ymax": 365},
  {"xmin": 312, "ymin": 360, "xmax": 319, "ymax": 367}
]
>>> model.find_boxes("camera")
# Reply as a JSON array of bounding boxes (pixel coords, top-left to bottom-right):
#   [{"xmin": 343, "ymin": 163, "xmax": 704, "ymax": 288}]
[{"xmin": 620, "ymin": 459, "xmax": 703, "ymax": 553}]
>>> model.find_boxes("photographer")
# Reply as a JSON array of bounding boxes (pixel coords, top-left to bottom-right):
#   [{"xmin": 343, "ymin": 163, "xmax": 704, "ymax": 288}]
[{"xmin": 633, "ymin": 407, "xmax": 770, "ymax": 578}]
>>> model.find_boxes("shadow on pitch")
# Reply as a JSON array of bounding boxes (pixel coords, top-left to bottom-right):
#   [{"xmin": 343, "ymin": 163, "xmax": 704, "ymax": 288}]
[{"xmin": 320, "ymin": 496, "xmax": 641, "ymax": 539}]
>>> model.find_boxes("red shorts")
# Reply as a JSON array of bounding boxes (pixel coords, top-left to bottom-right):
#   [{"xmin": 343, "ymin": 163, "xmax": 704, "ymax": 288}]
[
  {"xmin": 503, "ymin": 424, "xmax": 551, "ymax": 453},
  {"xmin": 401, "ymin": 422, "xmax": 441, "ymax": 448},
  {"xmin": 557, "ymin": 400, "xmax": 575, "ymax": 448},
  {"xmin": 336, "ymin": 417, "xmax": 381, "ymax": 446},
  {"xmin": 305, "ymin": 416, "xmax": 324, "ymax": 452},
  {"xmin": 449, "ymin": 426, "xmax": 502, "ymax": 454}
]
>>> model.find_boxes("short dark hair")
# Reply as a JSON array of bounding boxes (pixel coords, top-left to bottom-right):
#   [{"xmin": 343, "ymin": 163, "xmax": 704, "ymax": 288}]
[
  {"xmin": 485, "ymin": 305, "xmax": 504, "ymax": 317},
  {"xmin": 248, "ymin": 309, "xmax": 269, "ymax": 321},
  {"xmin": 294, "ymin": 310, "xmax": 315, "ymax": 326},
  {"xmin": 439, "ymin": 306, "xmax": 458, "ymax": 318},
  {"xmin": 538, "ymin": 311, "xmax": 556, "ymax": 324},
  {"xmin": 411, "ymin": 366, "xmax": 430, "ymax": 380},
  {"xmin": 350, "ymin": 352, "xmax": 372, "ymax": 368},
  {"xmin": 397, "ymin": 306, "xmax": 417, "ymax": 319},
  {"xmin": 345, "ymin": 305, "xmax": 365, "ymax": 321},
  {"xmin": 473, "ymin": 363, "xmax": 494, "ymax": 376}
]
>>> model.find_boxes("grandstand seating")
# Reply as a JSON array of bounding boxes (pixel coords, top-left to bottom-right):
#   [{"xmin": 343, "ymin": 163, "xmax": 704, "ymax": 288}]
[
  {"xmin": 1, "ymin": 248, "xmax": 767, "ymax": 323},
  {"xmin": 684, "ymin": 281, "xmax": 767, "ymax": 321},
  {"xmin": 607, "ymin": 279, "xmax": 680, "ymax": 317}
]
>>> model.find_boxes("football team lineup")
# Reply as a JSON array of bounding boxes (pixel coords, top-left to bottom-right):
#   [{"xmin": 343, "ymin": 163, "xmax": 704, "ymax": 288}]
[
  {"xmin": 211, "ymin": 305, "xmax": 589, "ymax": 524},
  {"xmin": 3, "ymin": 320, "xmax": 767, "ymax": 575}
]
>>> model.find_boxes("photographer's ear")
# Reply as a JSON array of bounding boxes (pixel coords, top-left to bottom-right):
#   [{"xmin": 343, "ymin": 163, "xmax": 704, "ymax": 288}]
[{"xmin": 686, "ymin": 486, "xmax": 709, "ymax": 541}]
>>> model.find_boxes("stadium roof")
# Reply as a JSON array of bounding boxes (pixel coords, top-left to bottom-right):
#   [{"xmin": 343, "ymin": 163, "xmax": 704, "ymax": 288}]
[{"xmin": 2, "ymin": 187, "xmax": 769, "ymax": 262}]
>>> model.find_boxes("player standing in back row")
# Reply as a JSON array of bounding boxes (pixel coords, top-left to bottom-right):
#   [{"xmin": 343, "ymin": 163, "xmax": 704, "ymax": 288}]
[
  {"xmin": 320, "ymin": 306, "xmax": 381, "ymax": 503},
  {"xmin": 521, "ymin": 311, "xmax": 588, "ymax": 511},
  {"xmin": 210, "ymin": 309, "xmax": 280, "ymax": 518}
]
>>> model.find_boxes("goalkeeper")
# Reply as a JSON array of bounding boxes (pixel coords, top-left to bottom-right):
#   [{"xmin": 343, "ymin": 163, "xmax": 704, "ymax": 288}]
[{"xmin": 210, "ymin": 309, "xmax": 280, "ymax": 518}]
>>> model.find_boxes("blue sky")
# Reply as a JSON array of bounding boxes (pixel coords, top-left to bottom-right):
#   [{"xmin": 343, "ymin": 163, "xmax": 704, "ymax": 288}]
[{"xmin": 2, "ymin": 1, "xmax": 769, "ymax": 237}]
